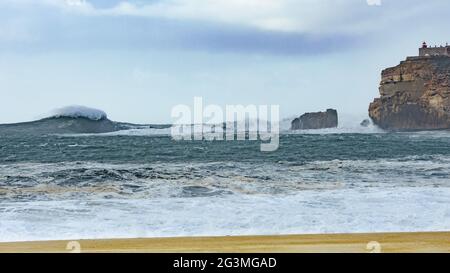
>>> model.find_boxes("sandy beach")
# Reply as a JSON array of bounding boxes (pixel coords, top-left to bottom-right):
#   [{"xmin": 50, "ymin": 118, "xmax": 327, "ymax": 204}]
[{"xmin": 0, "ymin": 232, "xmax": 449, "ymax": 253}]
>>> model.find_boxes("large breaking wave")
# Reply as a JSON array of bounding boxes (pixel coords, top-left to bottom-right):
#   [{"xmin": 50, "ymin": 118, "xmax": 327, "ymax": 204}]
[{"xmin": 48, "ymin": 105, "xmax": 108, "ymax": 121}]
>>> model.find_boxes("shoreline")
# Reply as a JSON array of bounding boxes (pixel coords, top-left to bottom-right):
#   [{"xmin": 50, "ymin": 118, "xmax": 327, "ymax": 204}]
[{"xmin": 1, "ymin": 232, "xmax": 449, "ymax": 253}]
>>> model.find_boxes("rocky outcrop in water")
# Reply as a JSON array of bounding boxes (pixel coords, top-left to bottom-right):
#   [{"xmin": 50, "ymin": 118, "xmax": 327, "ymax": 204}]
[
  {"xmin": 291, "ymin": 109, "xmax": 338, "ymax": 130},
  {"xmin": 360, "ymin": 119, "xmax": 371, "ymax": 127},
  {"xmin": 369, "ymin": 56, "xmax": 450, "ymax": 131}
]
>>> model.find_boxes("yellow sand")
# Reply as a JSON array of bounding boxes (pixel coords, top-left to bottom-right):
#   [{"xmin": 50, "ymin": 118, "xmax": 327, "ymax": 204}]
[{"xmin": 0, "ymin": 232, "xmax": 449, "ymax": 253}]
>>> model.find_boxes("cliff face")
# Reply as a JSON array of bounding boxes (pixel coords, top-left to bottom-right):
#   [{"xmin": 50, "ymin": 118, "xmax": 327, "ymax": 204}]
[
  {"xmin": 369, "ymin": 56, "xmax": 450, "ymax": 130},
  {"xmin": 291, "ymin": 109, "xmax": 338, "ymax": 130}
]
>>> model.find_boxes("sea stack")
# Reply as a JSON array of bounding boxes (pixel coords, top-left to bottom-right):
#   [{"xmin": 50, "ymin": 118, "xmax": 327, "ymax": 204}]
[
  {"xmin": 291, "ymin": 109, "xmax": 338, "ymax": 130},
  {"xmin": 360, "ymin": 119, "xmax": 371, "ymax": 127},
  {"xmin": 369, "ymin": 42, "xmax": 450, "ymax": 131}
]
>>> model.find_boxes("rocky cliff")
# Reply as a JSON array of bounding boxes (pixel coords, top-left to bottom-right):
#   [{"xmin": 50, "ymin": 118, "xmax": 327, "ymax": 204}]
[
  {"xmin": 369, "ymin": 56, "xmax": 450, "ymax": 130},
  {"xmin": 291, "ymin": 109, "xmax": 338, "ymax": 130}
]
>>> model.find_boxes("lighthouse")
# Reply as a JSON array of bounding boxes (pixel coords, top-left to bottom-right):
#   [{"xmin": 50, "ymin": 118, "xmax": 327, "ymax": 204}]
[{"xmin": 419, "ymin": 41, "xmax": 450, "ymax": 57}]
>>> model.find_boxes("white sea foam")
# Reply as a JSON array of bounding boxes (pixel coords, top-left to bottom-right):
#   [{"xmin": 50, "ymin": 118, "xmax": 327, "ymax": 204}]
[
  {"xmin": 1, "ymin": 155, "xmax": 450, "ymax": 242},
  {"xmin": 48, "ymin": 105, "xmax": 107, "ymax": 120},
  {"xmin": 403, "ymin": 130, "xmax": 450, "ymax": 139},
  {"xmin": 99, "ymin": 127, "xmax": 172, "ymax": 136},
  {"xmin": 1, "ymin": 187, "xmax": 449, "ymax": 242},
  {"xmin": 61, "ymin": 113, "xmax": 384, "ymax": 137}
]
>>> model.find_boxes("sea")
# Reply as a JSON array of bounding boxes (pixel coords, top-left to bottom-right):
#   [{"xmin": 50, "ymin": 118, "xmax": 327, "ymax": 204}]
[{"xmin": 1, "ymin": 119, "xmax": 450, "ymax": 242}]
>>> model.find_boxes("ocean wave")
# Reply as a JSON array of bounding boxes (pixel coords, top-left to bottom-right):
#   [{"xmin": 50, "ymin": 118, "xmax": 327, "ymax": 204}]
[
  {"xmin": 48, "ymin": 105, "xmax": 108, "ymax": 121},
  {"xmin": 1, "ymin": 153, "xmax": 450, "ymax": 241},
  {"xmin": 1, "ymin": 155, "xmax": 449, "ymax": 202},
  {"xmin": 401, "ymin": 130, "xmax": 450, "ymax": 139},
  {"xmin": 1, "ymin": 187, "xmax": 449, "ymax": 242},
  {"xmin": 61, "ymin": 127, "xmax": 173, "ymax": 137},
  {"xmin": 61, "ymin": 123, "xmax": 384, "ymax": 137},
  {"xmin": 51, "ymin": 112, "xmax": 384, "ymax": 137}
]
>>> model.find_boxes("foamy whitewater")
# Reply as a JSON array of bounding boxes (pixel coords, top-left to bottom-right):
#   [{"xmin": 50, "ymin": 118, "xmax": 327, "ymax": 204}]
[
  {"xmin": 49, "ymin": 105, "xmax": 108, "ymax": 121},
  {"xmin": 0, "ymin": 112, "xmax": 449, "ymax": 242}
]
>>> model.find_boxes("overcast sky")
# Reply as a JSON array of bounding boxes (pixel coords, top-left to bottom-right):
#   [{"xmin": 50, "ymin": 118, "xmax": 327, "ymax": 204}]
[{"xmin": 0, "ymin": 0, "xmax": 449, "ymax": 123}]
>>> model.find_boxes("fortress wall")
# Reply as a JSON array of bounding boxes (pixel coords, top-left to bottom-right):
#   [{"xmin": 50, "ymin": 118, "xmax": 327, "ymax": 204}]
[{"xmin": 419, "ymin": 47, "xmax": 450, "ymax": 56}]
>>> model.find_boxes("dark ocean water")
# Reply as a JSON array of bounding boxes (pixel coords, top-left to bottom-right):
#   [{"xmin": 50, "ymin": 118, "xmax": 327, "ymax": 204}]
[{"xmin": 1, "ymin": 133, "xmax": 450, "ymax": 164}]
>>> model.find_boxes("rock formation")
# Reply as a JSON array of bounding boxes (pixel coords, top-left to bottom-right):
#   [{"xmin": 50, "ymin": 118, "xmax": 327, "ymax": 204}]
[
  {"xmin": 369, "ymin": 56, "xmax": 450, "ymax": 130},
  {"xmin": 291, "ymin": 109, "xmax": 338, "ymax": 130},
  {"xmin": 360, "ymin": 119, "xmax": 371, "ymax": 127}
]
